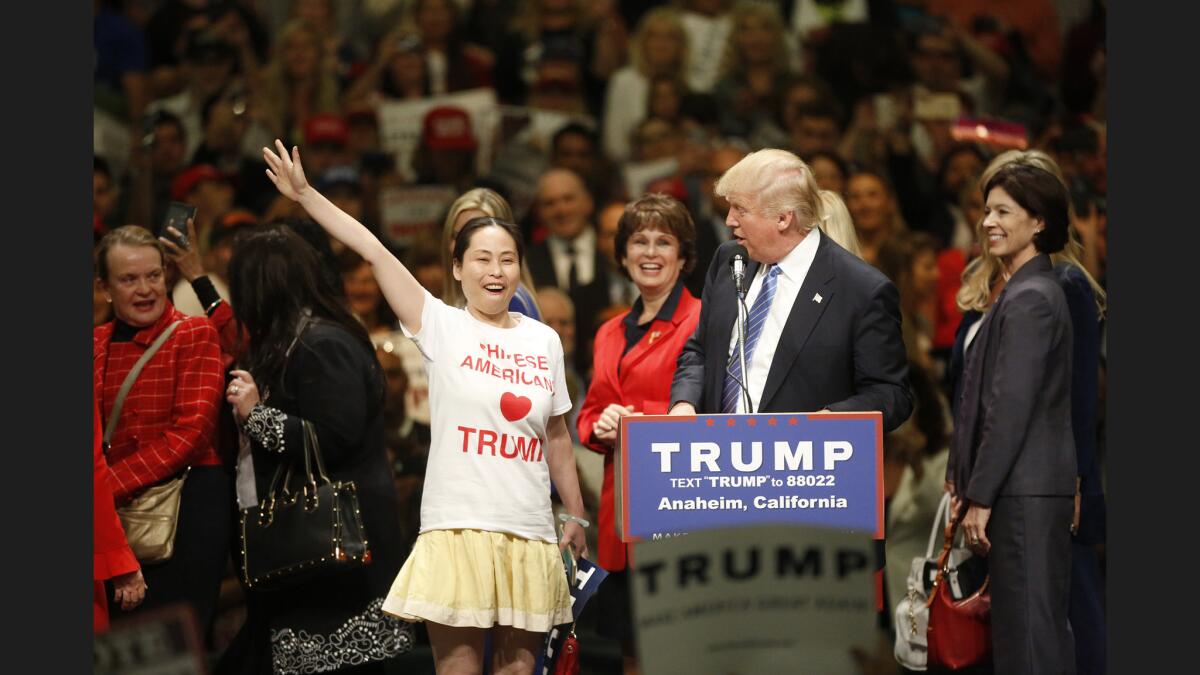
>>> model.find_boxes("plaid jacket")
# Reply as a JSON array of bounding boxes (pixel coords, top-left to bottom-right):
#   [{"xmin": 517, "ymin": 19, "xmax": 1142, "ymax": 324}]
[{"xmin": 94, "ymin": 303, "xmax": 224, "ymax": 504}]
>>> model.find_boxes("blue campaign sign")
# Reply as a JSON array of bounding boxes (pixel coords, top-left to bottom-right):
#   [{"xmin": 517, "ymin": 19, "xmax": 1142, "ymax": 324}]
[
  {"xmin": 616, "ymin": 413, "xmax": 883, "ymax": 541},
  {"xmin": 540, "ymin": 557, "xmax": 609, "ymax": 675}
]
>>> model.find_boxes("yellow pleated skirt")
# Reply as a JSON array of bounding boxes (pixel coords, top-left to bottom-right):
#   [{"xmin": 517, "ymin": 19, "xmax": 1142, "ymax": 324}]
[{"xmin": 382, "ymin": 529, "xmax": 573, "ymax": 632}]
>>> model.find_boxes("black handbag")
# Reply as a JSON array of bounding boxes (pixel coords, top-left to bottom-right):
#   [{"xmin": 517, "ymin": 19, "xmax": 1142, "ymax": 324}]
[{"xmin": 239, "ymin": 420, "xmax": 372, "ymax": 590}]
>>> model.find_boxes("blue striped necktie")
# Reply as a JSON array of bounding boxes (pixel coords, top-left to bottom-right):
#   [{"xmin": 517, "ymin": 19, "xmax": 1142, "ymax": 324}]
[{"xmin": 722, "ymin": 264, "xmax": 780, "ymax": 413}]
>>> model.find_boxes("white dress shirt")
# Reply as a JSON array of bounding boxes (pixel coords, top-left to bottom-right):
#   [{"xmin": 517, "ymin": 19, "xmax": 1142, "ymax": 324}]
[
  {"xmin": 547, "ymin": 228, "xmax": 597, "ymax": 289},
  {"xmin": 607, "ymin": 269, "xmax": 639, "ymax": 306},
  {"xmin": 726, "ymin": 229, "xmax": 822, "ymax": 413}
]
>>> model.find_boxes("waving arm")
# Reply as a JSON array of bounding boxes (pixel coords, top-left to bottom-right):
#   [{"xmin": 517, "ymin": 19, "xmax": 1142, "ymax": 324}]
[{"xmin": 263, "ymin": 140, "xmax": 427, "ymax": 333}]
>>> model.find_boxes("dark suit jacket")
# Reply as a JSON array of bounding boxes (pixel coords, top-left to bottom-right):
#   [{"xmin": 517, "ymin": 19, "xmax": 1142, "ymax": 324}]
[
  {"xmin": 670, "ymin": 234, "xmax": 912, "ymax": 431},
  {"xmin": 526, "ymin": 238, "xmax": 611, "ymax": 376},
  {"xmin": 685, "ymin": 211, "xmax": 728, "ymax": 297},
  {"xmin": 948, "ymin": 254, "xmax": 1077, "ymax": 507}
]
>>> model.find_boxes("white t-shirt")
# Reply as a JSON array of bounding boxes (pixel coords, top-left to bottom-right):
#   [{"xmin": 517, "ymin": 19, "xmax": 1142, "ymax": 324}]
[{"xmin": 403, "ymin": 291, "xmax": 572, "ymax": 542}]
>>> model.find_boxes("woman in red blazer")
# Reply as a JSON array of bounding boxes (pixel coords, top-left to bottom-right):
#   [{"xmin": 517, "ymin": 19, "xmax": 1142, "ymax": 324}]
[{"xmin": 576, "ymin": 193, "xmax": 701, "ymax": 674}]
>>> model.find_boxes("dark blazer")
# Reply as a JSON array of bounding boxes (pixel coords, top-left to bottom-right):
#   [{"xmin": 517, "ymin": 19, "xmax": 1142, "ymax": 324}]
[
  {"xmin": 1056, "ymin": 262, "xmax": 1105, "ymax": 544},
  {"xmin": 685, "ymin": 211, "xmax": 729, "ymax": 297},
  {"xmin": 670, "ymin": 235, "xmax": 912, "ymax": 431},
  {"xmin": 948, "ymin": 254, "xmax": 1076, "ymax": 507},
  {"xmin": 223, "ymin": 320, "xmax": 407, "ymax": 673},
  {"xmin": 527, "ymin": 237, "xmax": 612, "ymax": 375}
]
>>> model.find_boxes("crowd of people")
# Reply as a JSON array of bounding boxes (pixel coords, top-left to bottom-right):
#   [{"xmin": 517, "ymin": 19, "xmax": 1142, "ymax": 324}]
[{"xmin": 94, "ymin": 1, "xmax": 1108, "ymax": 674}]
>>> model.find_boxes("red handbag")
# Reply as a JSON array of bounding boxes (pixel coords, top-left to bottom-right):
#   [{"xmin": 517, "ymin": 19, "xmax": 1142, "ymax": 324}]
[
  {"xmin": 926, "ymin": 519, "xmax": 992, "ymax": 670},
  {"xmin": 553, "ymin": 629, "xmax": 579, "ymax": 675}
]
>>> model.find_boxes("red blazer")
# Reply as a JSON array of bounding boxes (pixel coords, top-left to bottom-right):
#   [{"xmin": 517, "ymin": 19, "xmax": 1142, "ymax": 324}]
[
  {"xmin": 576, "ymin": 288, "xmax": 701, "ymax": 571},
  {"xmin": 93, "ymin": 400, "xmax": 139, "ymax": 633},
  {"xmin": 93, "ymin": 303, "xmax": 224, "ymax": 503}
]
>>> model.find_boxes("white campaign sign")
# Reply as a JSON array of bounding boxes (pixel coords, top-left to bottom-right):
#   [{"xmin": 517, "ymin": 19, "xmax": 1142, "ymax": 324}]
[
  {"xmin": 631, "ymin": 524, "xmax": 877, "ymax": 675},
  {"xmin": 375, "ymin": 89, "xmax": 499, "ymax": 181},
  {"xmin": 378, "ymin": 183, "xmax": 459, "ymax": 247}
]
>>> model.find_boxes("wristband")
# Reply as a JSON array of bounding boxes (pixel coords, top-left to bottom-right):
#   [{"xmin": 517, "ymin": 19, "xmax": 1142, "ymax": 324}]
[{"xmin": 558, "ymin": 513, "xmax": 590, "ymax": 529}]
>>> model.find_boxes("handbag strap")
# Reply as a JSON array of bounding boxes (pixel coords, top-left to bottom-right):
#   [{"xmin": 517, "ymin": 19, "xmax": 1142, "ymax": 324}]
[
  {"xmin": 103, "ymin": 320, "xmax": 183, "ymax": 448},
  {"xmin": 927, "ymin": 505, "xmax": 990, "ymax": 608},
  {"xmin": 925, "ymin": 492, "xmax": 952, "ymax": 559},
  {"xmin": 302, "ymin": 420, "xmax": 331, "ymax": 485}
]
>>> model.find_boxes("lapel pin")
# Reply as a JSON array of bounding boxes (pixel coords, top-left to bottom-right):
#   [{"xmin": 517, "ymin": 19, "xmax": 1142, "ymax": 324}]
[
  {"xmin": 648, "ymin": 330, "xmax": 662, "ymax": 345},
  {"xmin": 813, "ymin": 293, "xmax": 823, "ymax": 304}
]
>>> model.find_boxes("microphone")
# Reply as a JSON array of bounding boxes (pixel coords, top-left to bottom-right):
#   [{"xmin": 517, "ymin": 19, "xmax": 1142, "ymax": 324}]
[{"xmin": 729, "ymin": 245, "xmax": 748, "ymax": 298}]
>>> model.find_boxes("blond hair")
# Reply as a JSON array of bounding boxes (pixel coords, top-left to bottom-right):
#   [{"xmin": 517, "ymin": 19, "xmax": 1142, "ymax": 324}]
[
  {"xmin": 95, "ymin": 225, "xmax": 165, "ymax": 281},
  {"xmin": 629, "ymin": 7, "xmax": 689, "ymax": 78},
  {"xmin": 715, "ymin": 148, "xmax": 823, "ymax": 232},
  {"xmin": 440, "ymin": 188, "xmax": 539, "ymax": 313},
  {"xmin": 256, "ymin": 20, "xmax": 340, "ymax": 139},
  {"xmin": 817, "ymin": 190, "xmax": 862, "ymax": 258},
  {"xmin": 956, "ymin": 150, "xmax": 1106, "ymax": 316},
  {"xmin": 719, "ymin": 2, "xmax": 789, "ymax": 78}
]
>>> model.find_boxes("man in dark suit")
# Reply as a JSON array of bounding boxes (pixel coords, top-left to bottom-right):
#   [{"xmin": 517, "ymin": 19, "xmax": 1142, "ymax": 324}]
[
  {"xmin": 526, "ymin": 168, "xmax": 611, "ymax": 376},
  {"xmin": 685, "ymin": 143, "xmax": 746, "ymax": 296},
  {"xmin": 669, "ymin": 148, "xmax": 911, "ymax": 432}
]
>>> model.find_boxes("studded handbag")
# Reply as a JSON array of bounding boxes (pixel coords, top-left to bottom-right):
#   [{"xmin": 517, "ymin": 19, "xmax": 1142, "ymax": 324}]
[{"xmin": 239, "ymin": 419, "xmax": 371, "ymax": 590}]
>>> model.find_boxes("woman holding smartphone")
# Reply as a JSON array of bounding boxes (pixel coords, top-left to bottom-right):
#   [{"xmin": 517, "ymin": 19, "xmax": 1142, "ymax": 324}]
[{"xmin": 262, "ymin": 140, "xmax": 589, "ymax": 675}]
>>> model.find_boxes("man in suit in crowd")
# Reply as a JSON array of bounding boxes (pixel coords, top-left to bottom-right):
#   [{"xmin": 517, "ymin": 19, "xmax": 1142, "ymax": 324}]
[
  {"xmin": 686, "ymin": 142, "xmax": 747, "ymax": 296},
  {"xmin": 670, "ymin": 148, "xmax": 911, "ymax": 432},
  {"xmin": 526, "ymin": 168, "xmax": 611, "ymax": 377},
  {"xmin": 596, "ymin": 201, "xmax": 639, "ymax": 308}
]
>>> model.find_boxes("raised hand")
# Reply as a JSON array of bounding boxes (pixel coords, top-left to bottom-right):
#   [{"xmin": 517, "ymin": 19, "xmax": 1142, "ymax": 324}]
[
  {"xmin": 159, "ymin": 217, "xmax": 205, "ymax": 282},
  {"xmin": 226, "ymin": 369, "xmax": 262, "ymax": 426},
  {"xmin": 263, "ymin": 139, "xmax": 311, "ymax": 202}
]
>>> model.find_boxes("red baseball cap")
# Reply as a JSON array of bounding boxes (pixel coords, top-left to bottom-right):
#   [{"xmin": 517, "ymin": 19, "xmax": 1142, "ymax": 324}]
[
  {"xmin": 304, "ymin": 114, "xmax": 349, "ymax": 146},
  {"xmin": 171, "ymin": 164, "xmax": 231, "ymax": 201},
  {"xmin": 421, "ymin": 106, "xmax": 477, "ymax": 151}
]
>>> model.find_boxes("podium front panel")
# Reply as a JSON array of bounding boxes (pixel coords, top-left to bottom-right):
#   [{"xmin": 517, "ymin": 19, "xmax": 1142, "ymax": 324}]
[{"xmin": 616, "ymin": 413, "xmax": 883, "ymax": 542}]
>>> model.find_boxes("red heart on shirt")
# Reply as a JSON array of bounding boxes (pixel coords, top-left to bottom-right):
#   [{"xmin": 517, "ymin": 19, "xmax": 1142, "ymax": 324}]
[{"xmin": 500, "ymin": 392, "xmax": 532, "ymax": 422}]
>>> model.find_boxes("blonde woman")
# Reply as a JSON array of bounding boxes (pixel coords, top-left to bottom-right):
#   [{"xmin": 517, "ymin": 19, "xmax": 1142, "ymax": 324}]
[
  {"xmin": 440, "ymin": 188, "xmax": 541, "ymax": 319},
  {"xmin": 712, "ymin": 2, "xmax": 793, "ymax": 138},
  {"xmin": 602, "ymin": 7, "xmax": 689, "ymax": 162},
  {"xmin": 846, "ymin": 169, "xmax": 907, "ymax": 266},
  {"xmin": 817, "ymin": 188, "xmax": 863, "ymax": 259},
  {"xmin": 253, "ymin": 19, "xmax": 340, "ymax": 143}
]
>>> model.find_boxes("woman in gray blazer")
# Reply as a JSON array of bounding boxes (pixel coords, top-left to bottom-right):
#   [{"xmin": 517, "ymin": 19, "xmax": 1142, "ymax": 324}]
[{"xmin": 947, "ymin": 162, "xmax": 1077, "ymax": 674}]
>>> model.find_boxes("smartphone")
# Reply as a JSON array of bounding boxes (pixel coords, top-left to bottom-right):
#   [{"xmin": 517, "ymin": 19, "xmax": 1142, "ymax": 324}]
[
  {"xmin": 160, "ymin": 202, "xmax": 197, "ymax": 249},
  {"xmin": 873, "ymin": 94, "xmax": 898, "ymax": 131}
]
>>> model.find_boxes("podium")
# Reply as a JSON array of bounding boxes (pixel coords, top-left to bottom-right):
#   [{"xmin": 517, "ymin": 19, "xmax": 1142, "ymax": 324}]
[{"xmin": 615, "ymin": 412, "xmax": 884, "ymax": 542}]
